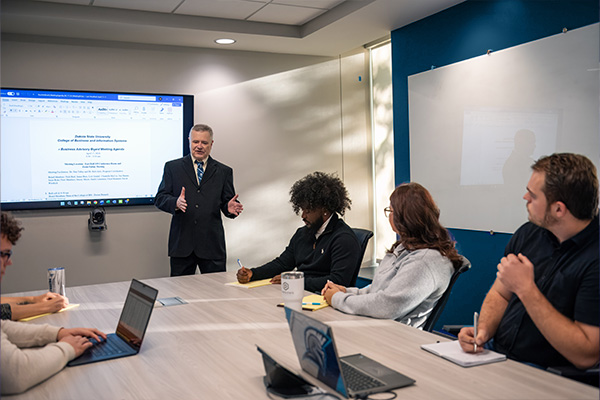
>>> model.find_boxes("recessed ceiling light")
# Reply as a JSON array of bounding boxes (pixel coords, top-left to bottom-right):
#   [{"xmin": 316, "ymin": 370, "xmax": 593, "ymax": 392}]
[{"xmin": 215, "ymin": 38, "xmax": 236, "ymax": 45}]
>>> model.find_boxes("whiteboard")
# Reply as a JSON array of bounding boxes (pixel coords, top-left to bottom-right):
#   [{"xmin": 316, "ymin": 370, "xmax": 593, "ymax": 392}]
[{"xmin": 408, "ymin": 23, "xmax": 599, "ymax": 233}]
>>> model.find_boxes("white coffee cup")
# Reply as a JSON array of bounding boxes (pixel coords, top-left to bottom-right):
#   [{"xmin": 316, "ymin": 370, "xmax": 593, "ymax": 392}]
[{"xmin": 281, "ymin": 271, "xmax": 304, "ymax": 311}]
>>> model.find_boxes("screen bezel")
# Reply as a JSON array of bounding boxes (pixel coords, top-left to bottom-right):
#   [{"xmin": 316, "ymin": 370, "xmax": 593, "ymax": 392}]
[{"xmin": 1, "ymin": 87, "xmax": 194, "ymax": 211}]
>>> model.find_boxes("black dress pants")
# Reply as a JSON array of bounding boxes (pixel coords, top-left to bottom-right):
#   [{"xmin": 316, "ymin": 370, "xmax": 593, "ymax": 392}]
[{"xmin": 170, "ymin": 253, "xmax": 226, "ymax": 276}]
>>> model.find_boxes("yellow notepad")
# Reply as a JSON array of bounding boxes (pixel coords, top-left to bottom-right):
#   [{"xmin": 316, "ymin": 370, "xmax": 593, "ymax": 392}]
[
  {"xmin": 225, "ymin": 278, "xmax": 273, "ymax": 289},
  {"xmin": 278, "ymin": 294, "xmax": 329, "ymax": 311},
  {"xmin": 19, "ymin": 303, "xmax": 80, "ymax": 322}
]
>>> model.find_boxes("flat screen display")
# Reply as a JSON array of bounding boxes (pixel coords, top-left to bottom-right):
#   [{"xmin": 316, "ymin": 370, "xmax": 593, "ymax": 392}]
[{"xmin": 1, "ymin": 88, "xmax": 194, "ymax": 210}]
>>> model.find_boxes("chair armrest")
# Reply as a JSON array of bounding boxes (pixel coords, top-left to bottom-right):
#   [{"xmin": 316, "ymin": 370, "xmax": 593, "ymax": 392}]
[
  {"xmin": 547, "ymin": 365, "xmax": 599, "ymax": 387},
  {"xmin": 431, "ymin": 330, "xmax": 458, "ymax": 340},
  {"xmin": 441, "ymin": 324, "xmax": 465, "ymax": 337}
]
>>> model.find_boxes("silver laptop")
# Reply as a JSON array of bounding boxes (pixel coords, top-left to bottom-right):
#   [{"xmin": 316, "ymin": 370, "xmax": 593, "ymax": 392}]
[
  {"xmin": 284, "ymin": 307, "xmax": 415, "ymax": 398},
  {"xmin": 67, "ymin": 279, "xmax": 158, "ymax": 367}
]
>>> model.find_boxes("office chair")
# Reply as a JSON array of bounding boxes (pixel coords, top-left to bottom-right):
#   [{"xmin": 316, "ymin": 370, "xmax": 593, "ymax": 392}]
[
  {"xmin": 350, "ymin": 228, "xmax": 374, "ymax": 287},
  {"xmin": 423, "ymin": 255, "xmax": 471, "ymax": 332},
  {"xmin": 547, "ymin": 365, "xmax": 599, "ymax": 387}
]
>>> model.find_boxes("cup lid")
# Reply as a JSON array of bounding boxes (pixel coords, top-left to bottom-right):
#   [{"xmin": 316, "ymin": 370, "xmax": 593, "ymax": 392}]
[{"xmin": 281, "ymin": 271, "xmax": 304, "ymax": 278}]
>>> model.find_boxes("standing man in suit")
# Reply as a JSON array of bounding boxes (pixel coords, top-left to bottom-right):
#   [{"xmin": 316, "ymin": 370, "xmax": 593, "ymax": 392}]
[{"xmin": 155, "ymin": 124, "xmax": 243, "ymax": 276}]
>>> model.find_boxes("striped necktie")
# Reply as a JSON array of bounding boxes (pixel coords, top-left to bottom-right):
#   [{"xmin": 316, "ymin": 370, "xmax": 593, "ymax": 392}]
[{"xmin": 195, "ymin": 160, "xmax": 204, "ymax": 184}]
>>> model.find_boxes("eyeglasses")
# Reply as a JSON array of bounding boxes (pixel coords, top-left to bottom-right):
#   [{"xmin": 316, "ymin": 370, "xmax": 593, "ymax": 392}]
[
  {"xmin": 384, "ymin": 207, "xmax": 393, "ymax": 218},
  {"xmin": 0, "ymin": 250, "xmax": 12, "ymax": 261}
]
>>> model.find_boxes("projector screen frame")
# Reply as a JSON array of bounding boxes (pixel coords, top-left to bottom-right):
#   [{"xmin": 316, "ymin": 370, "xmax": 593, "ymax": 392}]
[{"xmin": 1, "ymin": 87, "xmax": 194, "ymax": 211}]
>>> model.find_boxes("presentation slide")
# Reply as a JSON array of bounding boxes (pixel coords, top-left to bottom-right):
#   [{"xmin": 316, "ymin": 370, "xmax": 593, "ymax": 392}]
[
  {"xmin": 1, "ymin": 90, "xmax": 185, "ymax": 208},
  {"xmin": 408, "ymin": 23, "xmax": 599, "ymax": 233},
  {"xmin": 30, "ymin": 119, "xmax": 151, "ymax": 200}
]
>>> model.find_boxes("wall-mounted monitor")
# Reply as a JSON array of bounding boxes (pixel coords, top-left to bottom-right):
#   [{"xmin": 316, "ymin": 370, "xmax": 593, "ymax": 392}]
[{"xmin": 1, "ymin": 88, "xmax": 194, "ymax": 211}]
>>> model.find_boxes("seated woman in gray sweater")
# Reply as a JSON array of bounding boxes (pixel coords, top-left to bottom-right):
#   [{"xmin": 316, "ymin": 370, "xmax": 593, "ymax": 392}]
[{"xmin": 321, "ymin": 182, "xmax": 461, "ymax": 329}]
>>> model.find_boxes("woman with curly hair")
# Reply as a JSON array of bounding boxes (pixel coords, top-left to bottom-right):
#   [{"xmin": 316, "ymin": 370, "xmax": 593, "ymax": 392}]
[
  {"xmin": 236, "ymin": 171, "xmax": 361, "ymax": 292},
  {"xmin": 322, "ymin": 182, "xmax": 461, "ymax": 329}
]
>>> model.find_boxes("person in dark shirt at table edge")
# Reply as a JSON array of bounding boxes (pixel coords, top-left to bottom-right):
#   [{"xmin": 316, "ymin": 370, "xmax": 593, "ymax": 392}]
[
  {"xmin": 236, "ymin": 171, "xmax": 360, "ymax": 292},
  {"xmin": 459, "ymin": 153, "xmax": 599, "ymax": 370}
]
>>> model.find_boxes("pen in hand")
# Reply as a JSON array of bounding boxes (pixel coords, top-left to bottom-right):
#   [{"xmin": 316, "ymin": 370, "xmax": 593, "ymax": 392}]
[
  {"xmin": 236, "ymin": 258, "xmax": 253, "ymax": 284},
  {"xmin": 473, "ymin": 311, "xmax": 479, "ymax": 352}
]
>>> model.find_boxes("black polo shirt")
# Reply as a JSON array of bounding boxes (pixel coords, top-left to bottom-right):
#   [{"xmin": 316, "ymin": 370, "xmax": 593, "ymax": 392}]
[{"xmin": 493, "ymin": 216, "xmax": 599, "ymax": 368}]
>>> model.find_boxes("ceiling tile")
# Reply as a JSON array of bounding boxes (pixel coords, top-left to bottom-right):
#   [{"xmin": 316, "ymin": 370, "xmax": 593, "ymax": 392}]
[
  {"xmin": 272, "ymin": 0, "xmax": 345, "ymax": 9},
  {"xmin": 2, "ymin": 0, "xmax": 466, "ymax": 56},
  {"xmin": 248, "ymin": 3, "xmax": 326, "ymax": 25},
  {"xmin": 175, "ymin": 0, "xmax": 267, "ymax": 19}
]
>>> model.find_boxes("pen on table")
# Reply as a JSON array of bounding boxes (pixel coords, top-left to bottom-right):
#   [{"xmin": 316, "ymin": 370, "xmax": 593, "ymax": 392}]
[
  {"xmin": 302, "ymin": 302, "xmax": 322, "ymax": 305},
  {"xmin": 473, "ymin": 311, "xmax": 479, "ymax": 352}
]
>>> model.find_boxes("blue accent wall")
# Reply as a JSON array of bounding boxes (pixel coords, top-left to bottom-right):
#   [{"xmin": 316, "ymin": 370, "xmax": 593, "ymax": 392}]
[{"xmin": 391, "ymin": 0, "xmax": 599, "ymax": 331}]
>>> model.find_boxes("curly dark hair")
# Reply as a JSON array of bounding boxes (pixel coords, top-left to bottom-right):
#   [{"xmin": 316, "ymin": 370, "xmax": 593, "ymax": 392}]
[
  {"xmin": 1, "ymin": 212, "xmax": 23, "ymax": 245},
  {"xmin": 289, "ymin": 172, "xmax": 351, "ymax": 216}
]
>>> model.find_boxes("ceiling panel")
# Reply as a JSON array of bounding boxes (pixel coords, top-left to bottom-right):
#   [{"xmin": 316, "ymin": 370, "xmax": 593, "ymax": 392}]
[
  {"xmin": 248, "ymin": 3, "xmax": 327, "ymax": 25},
  {"xmin": 1, "ymin": 0, "xmax": 465, "ymax": 56},
  {"xmin": 272, "ymin": 0, "xmax": 344, "ymax": 8},
  {"xmin": 175, "ymin": 0, "xmax": 268, "ymax": 19}
]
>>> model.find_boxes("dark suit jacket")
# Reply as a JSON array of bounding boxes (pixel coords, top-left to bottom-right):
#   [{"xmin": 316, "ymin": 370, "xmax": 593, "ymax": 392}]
[{"xmin": 155, "ymin": 155, "xmax": 237, "ymax": 260}]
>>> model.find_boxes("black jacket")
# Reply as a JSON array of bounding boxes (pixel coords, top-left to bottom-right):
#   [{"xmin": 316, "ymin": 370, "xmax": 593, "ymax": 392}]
[{"xmin": 250, "ymin": 214, "xmax": 361, "ymax": 292}]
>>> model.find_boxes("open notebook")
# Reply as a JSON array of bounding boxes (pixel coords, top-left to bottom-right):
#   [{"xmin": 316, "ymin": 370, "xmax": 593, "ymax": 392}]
[
  {"xmin": 278, "ymin": 294, "xmax": 329, "ymax": 311},
  {"xmin": 421, "ymin": 340, "xmax": 506, "ymax": 367}
]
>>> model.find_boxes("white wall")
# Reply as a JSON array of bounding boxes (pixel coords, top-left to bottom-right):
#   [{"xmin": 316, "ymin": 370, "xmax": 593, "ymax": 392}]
[{"xmin": 0, "ymin": 37, "xmax": 372, "ymax": 293}]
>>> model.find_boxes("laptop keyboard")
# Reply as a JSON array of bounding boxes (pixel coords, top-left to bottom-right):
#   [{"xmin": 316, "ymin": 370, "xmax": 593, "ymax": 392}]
[
  {"xmin": 88, "ymin": 338, "xmax": 130, "ymax": 357},
  {"xmin": 340, "ymin": 360, "xmax": 385, "ymax": 392}
]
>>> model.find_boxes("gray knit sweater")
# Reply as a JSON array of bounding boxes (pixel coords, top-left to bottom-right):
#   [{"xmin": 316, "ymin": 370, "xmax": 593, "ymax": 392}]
[{"xmin": 331, "ymin": 245, "xmax": 454, "ymax": 329}]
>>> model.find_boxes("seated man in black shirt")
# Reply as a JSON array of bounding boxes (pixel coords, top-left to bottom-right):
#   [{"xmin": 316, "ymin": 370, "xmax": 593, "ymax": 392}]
[
  {"xmin": 459, "ymin": 153, "xmax": 599, "ymax": 370},
  {"xmin": 236, "ymin": 172, "xmax": 361, "ymax": 292}
]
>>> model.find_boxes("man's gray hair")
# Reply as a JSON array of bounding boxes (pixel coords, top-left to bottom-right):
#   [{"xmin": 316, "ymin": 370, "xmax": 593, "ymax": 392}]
[{"xmin": 189, "ymin": 124, "xmax": 213, "ymax": 139}]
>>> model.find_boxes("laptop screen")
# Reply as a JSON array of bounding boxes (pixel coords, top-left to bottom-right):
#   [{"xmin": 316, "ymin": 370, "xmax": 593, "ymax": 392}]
[
  {"xmin": 116, "ymin": 279, "xmax": 158, "ymax": 350},
  {"xmin": 285, "ymin": 308, "xmax": 348, "ymax": 397}
]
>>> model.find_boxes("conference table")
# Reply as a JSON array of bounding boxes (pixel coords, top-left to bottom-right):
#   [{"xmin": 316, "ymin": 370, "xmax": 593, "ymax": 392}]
[{"xmin": 4, "ymin": 272, "xmax": 598, "ymax": 399}]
